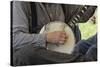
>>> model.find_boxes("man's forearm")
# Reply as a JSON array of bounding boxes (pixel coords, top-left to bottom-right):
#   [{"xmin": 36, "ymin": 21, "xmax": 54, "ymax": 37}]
[{"xmin": 13, "ymin": 32, "xmax": 46, "ymax": 51}]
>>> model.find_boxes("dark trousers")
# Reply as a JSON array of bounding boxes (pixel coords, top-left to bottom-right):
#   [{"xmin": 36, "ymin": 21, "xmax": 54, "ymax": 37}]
[
  {"xmin": 73, "ymin": 34, "xmax": 97, "ymax": 61},
  {"xmin": 12, "ymin": 44, "xmax": 79, "ymax": 66},
  {"xmin": 12, "ymin": 34, "xmax": 97, "ymax": 66},
  {"xmin": 12, "ymin": 44, "xmax": 53, "ymax": 66}
]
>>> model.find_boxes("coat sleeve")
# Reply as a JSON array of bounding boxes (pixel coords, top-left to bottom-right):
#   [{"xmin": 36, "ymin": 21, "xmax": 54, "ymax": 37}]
[{"xmin": 12, "ymin": 1, "xmax": 46, "ymax": 51}]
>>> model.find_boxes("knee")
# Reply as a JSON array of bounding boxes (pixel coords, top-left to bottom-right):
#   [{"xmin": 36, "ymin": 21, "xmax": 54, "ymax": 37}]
[
  {"xmin": 75, "ymin": 40, "xmax": 87, "ymax": 49},
  {"xmin": 86, "ymin": 45, "xmax": 97, "ymax": 54},
  {"xmin": 85, "ymin": 45, "xmax": 97, "ymax": 61},
  {"xmin": 73, "ymin": 40, "xmax": 91, "ymax": 55}
]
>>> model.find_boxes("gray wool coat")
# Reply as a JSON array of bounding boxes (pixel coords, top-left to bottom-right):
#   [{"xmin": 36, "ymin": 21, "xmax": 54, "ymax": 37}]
[
  {"xmin": 12, "ymin": 1, "xmax": 96, "ymax": 51},
  {"xmin": 12, "ymin": 1, "xmax": 65, "ymax": 51}
]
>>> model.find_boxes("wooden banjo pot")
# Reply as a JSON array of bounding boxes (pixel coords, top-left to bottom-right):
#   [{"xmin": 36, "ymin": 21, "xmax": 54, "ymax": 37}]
[{"xmin": 40, "ymin": 21, "xmax": 75, "ymax": 54}]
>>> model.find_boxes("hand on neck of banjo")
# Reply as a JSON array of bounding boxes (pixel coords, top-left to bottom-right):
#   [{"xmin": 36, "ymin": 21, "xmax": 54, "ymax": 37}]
[{"xmin": 46, "ymin": 31, "xmax": 67, "ymax": 44}]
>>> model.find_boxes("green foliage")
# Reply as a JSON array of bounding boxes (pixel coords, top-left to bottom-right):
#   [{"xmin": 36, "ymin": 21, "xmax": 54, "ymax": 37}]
[{"xmin": 79, "ymin": 22, "xmax": 97, "ymax": 39}]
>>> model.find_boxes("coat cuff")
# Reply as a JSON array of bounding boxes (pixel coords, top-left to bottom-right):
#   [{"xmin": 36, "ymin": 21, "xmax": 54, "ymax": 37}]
[{"xmin": 32, "ymin": 33, "xmax": 47, "ymax": 48}]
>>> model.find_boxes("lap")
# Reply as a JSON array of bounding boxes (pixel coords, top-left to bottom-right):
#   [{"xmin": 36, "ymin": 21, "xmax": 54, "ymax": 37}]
[{"xmin": 12, "ymin": 44, "xmax": 79, "ymax": 66}]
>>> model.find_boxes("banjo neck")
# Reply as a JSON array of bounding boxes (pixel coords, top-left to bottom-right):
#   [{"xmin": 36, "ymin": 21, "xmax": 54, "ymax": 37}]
[{"xmin": 68, "ymin": 5, "xmax": 90, "ymax": 27}]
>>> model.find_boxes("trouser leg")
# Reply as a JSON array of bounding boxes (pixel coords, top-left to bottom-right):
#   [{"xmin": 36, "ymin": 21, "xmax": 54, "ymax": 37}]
[
  {"xmin": 12, "ymin": 44, "xmax": 79, "ymax": 66},
  {"xmin": 12, "ymin": 44, "xmax": 53, "ymax": 66},
  {"xmin": 73, "ymin": 34, "xmax": 97, "ymax": 62},
  {"xmin": 73, "ymin": 40, "xmax": 92, "ymax": 55},
  {"xmin": 85, "ymin": 45, "xmax": 97, "ymax": 61},
  {"xmin": 73, "ymin": 34, "xmax": 97, "ymax": 55}
]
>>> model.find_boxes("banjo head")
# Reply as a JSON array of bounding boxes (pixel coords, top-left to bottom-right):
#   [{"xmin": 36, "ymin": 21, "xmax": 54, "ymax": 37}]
[{"xmin": 40, "ymin": 21, "xmax": 75, "ymax": 54}]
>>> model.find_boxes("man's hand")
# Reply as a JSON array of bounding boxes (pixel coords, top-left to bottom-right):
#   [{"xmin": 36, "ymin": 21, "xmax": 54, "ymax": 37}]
[{"xmin": 46, "ymin": 31, "xmax": 67, "ymax": 44}]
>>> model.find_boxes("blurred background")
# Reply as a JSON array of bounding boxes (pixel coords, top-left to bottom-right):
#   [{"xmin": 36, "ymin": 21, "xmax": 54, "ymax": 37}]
[{"xmin": 79, "ymin": 10, "xmax": 97, "ymax": 39}]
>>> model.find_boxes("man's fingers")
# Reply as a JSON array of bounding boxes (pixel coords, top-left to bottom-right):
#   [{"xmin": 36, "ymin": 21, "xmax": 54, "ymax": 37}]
[
  {"xmin": 60, "ymin": 38, "xmax": 66, "ymax": 41},
  {"xmin": 59, "ymin": 41, "xmax": 65, "ymax": 44},
  {"xmin": 61, "ymin": 34, "xmax": 67, "ymax": 38}
]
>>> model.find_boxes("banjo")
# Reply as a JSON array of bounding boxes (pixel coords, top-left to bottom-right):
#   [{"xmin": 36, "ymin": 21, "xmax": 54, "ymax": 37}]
[
  {"xmin": 40, "ymin": 21, "xmax": 75, "ymax": 54},
  {"xmin": 39, "ymin": 5, "xmax": 95, "ymax": 54}
]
